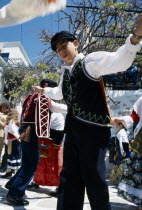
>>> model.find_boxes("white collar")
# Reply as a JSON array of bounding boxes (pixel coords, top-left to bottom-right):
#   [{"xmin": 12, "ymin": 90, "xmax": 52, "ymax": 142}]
[{"xmin": 62, "ymin": 53, "xmax": 85, "ymax": 72}]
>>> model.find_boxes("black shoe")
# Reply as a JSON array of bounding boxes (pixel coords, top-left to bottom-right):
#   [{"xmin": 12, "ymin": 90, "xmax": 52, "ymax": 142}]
[
  {"xmin": 48, "ymin": 188, "xmax": 58, "ymax": 197},
  {"xmin": 0, "ymin": 168, "xmax": 6, "ymax": 173},
  {"xmin": 0, "ymin": 172, "xmax": 12, "ymax": 178},
  {"xmin": 5, "ymin": 183, "xmax": 26, "ymax": 197},
  {"xmin": 5, "ymin": 182, "xmax": 11, "ymax": 189},
  {"xmin": 27, "ymin": 182, "xmax": 39, "ymax": 189},
  {"xmin": 6, "ymin": 194, "xmax": 29, "ymax": 206}
]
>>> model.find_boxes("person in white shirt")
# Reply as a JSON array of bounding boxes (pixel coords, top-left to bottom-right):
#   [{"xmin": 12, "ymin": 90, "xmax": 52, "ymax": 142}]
[
  {"xmin": 109, "ymin": 122, "xmax": 130, "ymax": 186},
  {"xmin": 116, "ymin": 123, "xmax": 130, "ymax": 157},
  {"xmin": 32, "ymin": 14, "xmax": 142, "ymax": 210}
]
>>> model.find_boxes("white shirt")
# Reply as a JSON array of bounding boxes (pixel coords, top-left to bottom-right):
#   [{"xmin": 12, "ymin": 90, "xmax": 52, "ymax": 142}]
[
  {"xmin": 0, "ymin": 0, "xmax": 66, "ymax": 27},
  {"xmin": 117, "ymin": 128, "xmax": 129, "ymax": 155},
  {"xmin": 44, "ymin": 34, "xmax": 142, "ymax": 100},
  {"xmin": 51, "ymin": 100, "xmax": 67, "ymax": 113},
  {"xmin": 50, "ymin": 112, "xmax": 65, "ymax": 131}
]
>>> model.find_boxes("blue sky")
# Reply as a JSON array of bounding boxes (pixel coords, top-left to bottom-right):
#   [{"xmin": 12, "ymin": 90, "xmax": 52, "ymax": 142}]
[{"xmin": 0, "ymin": 0, "xmax": 67, "ymax": 65}]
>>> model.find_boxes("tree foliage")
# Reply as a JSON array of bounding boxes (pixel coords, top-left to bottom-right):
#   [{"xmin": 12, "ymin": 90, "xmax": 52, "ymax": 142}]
[
  {"xmin": 3, "ymin": 65, "xmax": 60, "ymax": 105},
  {"xmin": 3, "ymin": 0, "xmax": 142, "ymax": 105},
  {"xmin": 38, "ymin": 0, "xmax": 142, "ymax": 66}
]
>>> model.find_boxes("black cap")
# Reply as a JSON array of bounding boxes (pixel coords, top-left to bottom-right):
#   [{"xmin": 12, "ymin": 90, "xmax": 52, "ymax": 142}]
[
  {"xmin": 40, "ymin": 79, "xmax": 57, "ymax": 88},
  {"xmin": 51, "ymin": 31, "xmax": 77, "ymax": 51}
]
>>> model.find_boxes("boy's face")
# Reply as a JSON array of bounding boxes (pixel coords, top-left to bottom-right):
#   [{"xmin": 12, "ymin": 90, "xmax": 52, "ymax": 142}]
[
  {"xmin": 43, "ymin": 83, "xmax": 48, "ymax": 88},
  {"xmin": 56, "ymin": 39, "xmax": 78, "ymax": 65},
  {"xmin": 116, "ymin": 123, "xmax": 122, "ymax": 131}
]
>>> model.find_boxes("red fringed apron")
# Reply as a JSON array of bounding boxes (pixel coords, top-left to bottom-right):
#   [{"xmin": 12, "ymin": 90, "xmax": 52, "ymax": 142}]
[{"xmin": 34, "ymin": 138, "xmax": 63, "ymax": 186}]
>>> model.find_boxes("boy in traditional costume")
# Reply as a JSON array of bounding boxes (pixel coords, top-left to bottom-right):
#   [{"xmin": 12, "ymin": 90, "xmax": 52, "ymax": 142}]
[{"xmin": 33, "ymin": 14, "xmax": 142, "ymax": 210}]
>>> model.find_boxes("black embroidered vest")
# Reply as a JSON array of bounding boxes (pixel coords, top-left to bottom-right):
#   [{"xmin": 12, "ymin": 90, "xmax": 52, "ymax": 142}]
[{"xmin": 62, "ymin": 58, "xmax": 111, "ymax": 127}]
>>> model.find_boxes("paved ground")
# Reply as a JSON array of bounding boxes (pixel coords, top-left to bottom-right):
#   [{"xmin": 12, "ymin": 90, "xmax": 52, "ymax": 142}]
[{"xmin": 0, "ymin": 178, "xmax": 138, "ymax": 210}]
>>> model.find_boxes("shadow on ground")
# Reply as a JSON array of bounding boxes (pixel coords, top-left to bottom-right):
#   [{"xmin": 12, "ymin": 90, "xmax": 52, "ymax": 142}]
[{"xmin": 27, "ymin": 187, "xmax": 55, "ymax": 197}]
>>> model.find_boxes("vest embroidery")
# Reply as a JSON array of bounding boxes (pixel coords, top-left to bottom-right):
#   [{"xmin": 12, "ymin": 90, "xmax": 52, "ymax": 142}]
[
  {"xmin": 72, "ymin": 103, "xmax": 110, "ymax": 124},
  {"xmin": 62, "ymin": 59, "xmax": 111, "ymax": 126}
]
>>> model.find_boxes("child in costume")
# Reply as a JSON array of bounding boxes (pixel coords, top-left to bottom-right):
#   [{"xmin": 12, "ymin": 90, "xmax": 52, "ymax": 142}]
[
  {"xmin": 1, "ymin": 108, "xmax": 21, "ymax": 178},
  {"xmin": 33, "ymin": 14, "xmax": 142, "ymax": 210}
]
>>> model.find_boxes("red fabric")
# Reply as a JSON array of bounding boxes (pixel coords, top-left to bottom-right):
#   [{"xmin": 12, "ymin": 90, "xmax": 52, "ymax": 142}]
[
  {"xmin": 21, "ymin": 93, "xmax": 38, "ymax": 123},
  {"xmin": 130, "ymin": 110, "xmax": 140, "ymax": 122},
  {"xmin": 21, "ymin": 93, "xmax": 51, "ymax": 138},
  {"xmin": 7, "ymin": 132, "xmax": 16, "ymax": 141},
  {"xmin": 34, "ymin": 138, "xmax": 63, "ymax": 186}
]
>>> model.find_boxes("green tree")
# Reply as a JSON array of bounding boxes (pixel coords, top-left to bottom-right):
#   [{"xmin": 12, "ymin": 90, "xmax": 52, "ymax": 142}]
[
  {"xmin": 3, "ymin": 65, "xmax": 60, "ymax": 105},
  {"xmin": 38, "ymin": 0, "xmax": 142, "ymax": 66}
]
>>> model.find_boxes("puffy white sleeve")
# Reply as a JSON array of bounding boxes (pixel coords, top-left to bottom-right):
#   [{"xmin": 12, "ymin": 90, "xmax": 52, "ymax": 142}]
[
  {"xmin": 0, "ymin": 0, "xmax": 66, "ymax": 27},
  {"xmin": 51, "ymin": 100, "xmax": 67, "ymax": 113},
  {"xmin": 119, "ymin": 116, "xmax": 134, "ymax": 129},
  {"xmin": 85, "ymin": 34, "xmax": 142, "ymax": 78},
  {"xmin": 44, "ymin": 74, "xmax": 63, "ymax": 100}
]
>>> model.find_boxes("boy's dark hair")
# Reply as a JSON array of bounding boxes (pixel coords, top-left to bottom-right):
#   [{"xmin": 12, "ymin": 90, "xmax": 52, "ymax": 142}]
[
  {"xmin": 40, "ymin": 79, "xmax": 57, "ymax": 88},
  {"xmin": 118, "ymin": 122, "xmax": 125, "ymax": 129},
  {"xmin": 51, "ymin": 31, "xmax": 76, "ymax": 51}
]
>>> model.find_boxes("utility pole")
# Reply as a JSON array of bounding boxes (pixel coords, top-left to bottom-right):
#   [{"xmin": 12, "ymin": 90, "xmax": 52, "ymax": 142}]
[{"xmin": 21, "ymin": 24, "xmax": 23, "ymax": 44}]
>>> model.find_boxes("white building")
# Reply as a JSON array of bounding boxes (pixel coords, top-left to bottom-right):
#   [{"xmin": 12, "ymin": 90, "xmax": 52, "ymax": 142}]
[
  {"xmin": 0, "ymin": 42, "xmax": 31, "ymax": 66},
  {"xmin": 0, "ymin": 56, "xmax": 7, "ymax": 103},
  {"xmin": 0, "ymin": 42, "xmax": 31, "ymax": 103}
]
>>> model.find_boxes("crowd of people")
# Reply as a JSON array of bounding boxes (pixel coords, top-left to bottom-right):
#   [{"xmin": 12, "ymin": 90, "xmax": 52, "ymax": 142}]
[
  {"xmin": 105, "ymin": 94, "xmax": 142, "ymax": 210},
  {"xmin": 0, "ymin": 12, "xmax": 142, "ymax": 210},
  {"xmin": 111, "ymin": 96, "xmax": 142, "ymax": 209},
  {"xmin": 1, "ymin": 94, "xmax": 142, "ymax": 209}
]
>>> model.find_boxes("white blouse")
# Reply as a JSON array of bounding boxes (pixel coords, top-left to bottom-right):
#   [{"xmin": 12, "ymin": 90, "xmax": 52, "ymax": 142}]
[{"xmin": 117, "ymin": 128, "xmax": 129, "ymax": 155}]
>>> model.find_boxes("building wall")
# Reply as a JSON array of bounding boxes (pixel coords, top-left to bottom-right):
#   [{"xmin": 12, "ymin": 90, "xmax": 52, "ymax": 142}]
[
  {"xmin": 0, "ymin": 42, "xmax": 31, "ymax": 66},
  {"xmin": 0, "ymin": 58, "xmax": 8, "ymax": 103},
  {"xmin": 106, "ymin": 89, "xmax": 142, "ymax": 117},
  {"xmin": 106, "ymin": 89, "xmax": 142, "ymax": 139}
]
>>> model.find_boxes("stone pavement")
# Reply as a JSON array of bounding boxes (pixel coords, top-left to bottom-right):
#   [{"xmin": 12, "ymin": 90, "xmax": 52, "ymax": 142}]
[{"xmin": 0, "ymin": 178, "xmax": 138, "ymax": 210}]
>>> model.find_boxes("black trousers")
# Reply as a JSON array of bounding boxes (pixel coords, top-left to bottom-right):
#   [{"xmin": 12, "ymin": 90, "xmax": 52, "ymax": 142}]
[
  {"xmin": 57, "ymin": 119, "xmax": 111, "ymax": 210},
  {"xmin": 7, "ymin": 125, "xmax": 39, "ymax": 197}
]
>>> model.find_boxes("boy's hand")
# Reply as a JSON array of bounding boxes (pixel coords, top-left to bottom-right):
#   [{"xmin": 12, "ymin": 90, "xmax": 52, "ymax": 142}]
[
  {"xmin": 32, "ymin": 86, "xmax": 44, "ymax": 94},
  {"xmin": 131, "ymin": 14, "xmax": 142, "ymax": 44},
  {"xmin": 134, "ymin": 14, "xmax": 142, "ymax": 37},
  {"xmin": 111, "ymin": 117, "xmax": 122, "ymax": 124}
]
